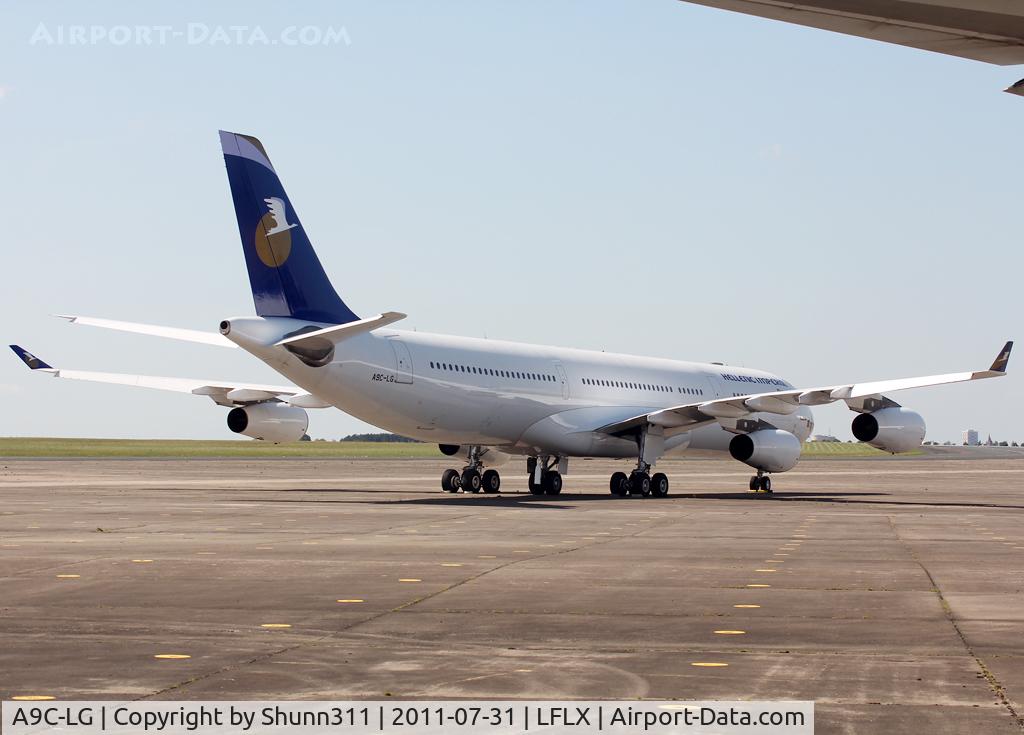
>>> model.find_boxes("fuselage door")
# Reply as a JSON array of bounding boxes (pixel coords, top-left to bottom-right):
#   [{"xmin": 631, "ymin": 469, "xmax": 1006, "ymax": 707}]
[
  {"xmin": 554, "ymin": 361, "xmax": 570, "ymax": 400},
  {"xmin": 388, "ymin": 338, "xmax": 414, "ymax": 384}
]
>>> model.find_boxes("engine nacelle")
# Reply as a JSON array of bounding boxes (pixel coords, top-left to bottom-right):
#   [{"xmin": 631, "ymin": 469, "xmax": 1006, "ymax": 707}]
[
  {"xmin": 729, "ymin": 429, "xmax": 802, "ymax": 473},
  {"xmin": 438, "ymin": 444, "xmax": 510, "ymax": 467},
  {"xmin": 227, "ymin": 402, "xmax": 309, "ymax": 443},
  {"xmin": 851, "ymin": 407, "xmax": 925, "ymax": 454}
]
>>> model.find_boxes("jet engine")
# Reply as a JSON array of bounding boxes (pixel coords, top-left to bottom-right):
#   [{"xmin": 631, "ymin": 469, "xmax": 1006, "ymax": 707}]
[
  {"xmin": 227, "ymin": 402, "xmax": 308, "ymax": 443},
  {"xmin": 729, "ymin": 429, "xmax": 802, "ymax": 472},
  {"xmin": 851, "ymin": 407, "xmax": 926, "ymax": 453},
  {"xmin": 438, "ymin": 444, "xmax": 510, "ymax": 467}
]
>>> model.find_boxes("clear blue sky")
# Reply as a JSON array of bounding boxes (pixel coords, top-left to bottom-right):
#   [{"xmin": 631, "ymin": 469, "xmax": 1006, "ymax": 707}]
[{"xmin": 1, "ymin": 1, "xmax": 1019, "ymax": 443}]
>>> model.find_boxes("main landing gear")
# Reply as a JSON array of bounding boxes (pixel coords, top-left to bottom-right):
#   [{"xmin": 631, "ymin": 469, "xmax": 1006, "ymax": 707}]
[
  {"xmin": 609, "ymin": 465, "xmax": 669, "ymax": 498},
  {"xmin": 748, "ymin": 470, "xmax": 772, "ymax": 493},
  {"xmin": 527, "ymin": 456, "xmax": 563, "ymax": 496},
  {"xmin": 440, "ymin": 446, "xmax": 501, "ymax": 494}
]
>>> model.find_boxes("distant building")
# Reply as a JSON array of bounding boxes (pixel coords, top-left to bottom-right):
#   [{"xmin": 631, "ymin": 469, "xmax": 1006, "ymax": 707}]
[
  {"xmin": 808, "ymin": 434, "xmax": 840, "ymax": 443},
  {"xmin": 963, "ymin": 429, "xmax": 979, "ymax": 446},
  {"xmin": 985, "ymin": 434, "xmax": 995, "ymax": 446}
]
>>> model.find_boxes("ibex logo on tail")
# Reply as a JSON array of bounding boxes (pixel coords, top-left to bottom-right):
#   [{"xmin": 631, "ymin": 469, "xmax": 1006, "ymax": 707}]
[{"xmin": 254, "ymin": 196, "xmax": 300, "ymax": 267}]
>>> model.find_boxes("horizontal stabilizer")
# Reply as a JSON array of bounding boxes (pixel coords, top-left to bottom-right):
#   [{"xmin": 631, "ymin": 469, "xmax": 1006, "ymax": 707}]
[
  {"xmin": 56, "ymin": 315, "xmax": 236, "ymax": 348},
  {"xmin": 274, "ymin": 311, "xmax": 407, "ymax": 348}
]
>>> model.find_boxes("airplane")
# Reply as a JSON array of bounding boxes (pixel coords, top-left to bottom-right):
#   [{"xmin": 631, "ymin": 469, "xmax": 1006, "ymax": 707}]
[
  {"xmin": 10, "ymin": 131, "xmax": 1013, "ymax": 497},
  {"xmin": 676, "ymin": 0, "xmax": 1024, "ymax": 94}
]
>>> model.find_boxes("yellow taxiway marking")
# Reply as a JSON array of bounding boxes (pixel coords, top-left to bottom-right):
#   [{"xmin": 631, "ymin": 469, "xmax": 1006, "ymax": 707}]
[
  {"xmin": 993, "ymin": 537, "xmax": 1006, "ymax": 540},
  {"xmin": 792, "ymin": 534, "xmax": 807, "ymax": 538},
  {"xmin": 302, "ymin": 542, "xmax": 319, "ymax": 545},
  {"xmin": 513, "ymin": 550, "xmax": 530, "ymax": 554},
  {"xmin": 2, "ymin": 544, "xmax": 22, "ymax": 548},
  {"xmin": 261, "ymin": 623, "xmax": 292, "ymax": 629},
  {"xmin": 153, "ymin": 654, "xmax": 191, "ymax": 659},
  {"xmin": 775, "ymin": 553, "xmax": 790, "ymax": 556},
  {"xmin": 256, "ymin": 546, "xmax": 274, "ymax": 550},
  {"xmin": 196, "ymin": 552, "xmax": 216, "ymax": 555},
  {"xmin": 26, "ymin": 526, "xmax": 40, "ymax": 529},
  {"xmin": 56, "ymin": 574, "xmax": 80, "ymax": 579},
  {"xmin": 754, "ymin": 569, "xmax": 777, "ymax": 572},
  {"xmin": 12, "ymin": 696, "xmax": 56, "ymax": 701},
  {"xmin": 337, "ymin": 599, "xmax": 364, "ymax": 603},
  {"xmin": 746, "ymin": 584, "xmax": 771, "ymax": 588},
  {"xmin": 131, "ymin": 559, "xmax": 154, "ymax": 563},
  {"xmin": 766, "ymin": 560, "xmax": 784, "ymax": 563},
  {"xmin": 398, "ymin": 578, "xmax": 421, "ymax": 583},
  {"xmin": 478, "ymin": 555, "xmax": 497, "ymax": 559},
  {"xmin": 714, "ymin": 630, "xmax": 746, "ymax": 635},
  {"xmin": 514, "ymin": 669, "xmax": 533, "ymax": 673},
  {"xmin": 441, "ymin": 563, "xmax": 463, "ymax": 567},
  {"xmin": 691, "ymin": 662, "xmax": 728, "ymax": 667},
  {"xmin": 734, "ymin": 604, "xmax": 761, "ymax": 609}
]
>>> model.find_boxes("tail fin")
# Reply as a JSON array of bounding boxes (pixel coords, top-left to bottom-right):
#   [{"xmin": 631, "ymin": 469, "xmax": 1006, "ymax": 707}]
[
  {"xmin": 219, "ymin": 131, "xmax": 359, "ymax": 325},
  {"xmin": 10, "ymin": 345, "xmax": 54, "ymax": 371}
]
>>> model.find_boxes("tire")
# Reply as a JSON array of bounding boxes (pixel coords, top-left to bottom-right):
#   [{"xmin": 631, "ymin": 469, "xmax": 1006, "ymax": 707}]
[
  {"xmin": 632, "ymin": 472, "xmax": 651, "ymax": 497},
  {"xmin": 461, "ymin": 468, "xmax": 482, "ymax": 493},
  {"xmin": 441, "ymin": 468, "xmax": 460, "ymax": 493},
  {"xmin": 482, "ymin": 469, "xmax": 501, "ymax": 494},
  {"xmin": 760, "ymin": 476, "xmax": 772, "ymax": 493},
  {"xmin": 543, "ymin": 472, "xmax": 563, "ymax": 495},
  {"xmin": 651, "ymin": 472, "xmax": 669, "ymax": 497},
  {"xmin": 610, "ymin": 471, "xmax": 628, "ymax": 495},
  {"xmin": 749, "ymin": 476, "xmax": 759, "ymax": 492},
  {"xmin": 528, "ymin": 474, "xmax": 544, "ymax": 495}
]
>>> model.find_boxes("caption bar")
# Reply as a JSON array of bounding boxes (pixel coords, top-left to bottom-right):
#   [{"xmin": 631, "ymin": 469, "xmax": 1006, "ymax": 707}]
[{"xmin": 3, "ymin": 701, "xmax": 813, "ymax": 735}]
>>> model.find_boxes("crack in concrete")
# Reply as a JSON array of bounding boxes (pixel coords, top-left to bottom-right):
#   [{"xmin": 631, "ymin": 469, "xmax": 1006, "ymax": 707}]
[
  {"xmin": 887, "ymin": 515, "xmax": 1023, "ymax": 731},
  {"xmin": 136, "ymin": 513, "xmax": 685, "ymax": 699}
]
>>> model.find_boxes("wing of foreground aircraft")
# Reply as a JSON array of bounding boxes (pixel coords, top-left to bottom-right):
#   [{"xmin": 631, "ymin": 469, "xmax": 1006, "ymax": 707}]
[
  {"xmin": 598, "ymin": 341, "xmax": 1013, "ymax": 437},
  {"xmin": 9, "ymin": 345, "xmax": 329, "ymax": 409},
  {"xmin": 678, "ymin": 0, "xmax": 1024, "ymax": 93}
]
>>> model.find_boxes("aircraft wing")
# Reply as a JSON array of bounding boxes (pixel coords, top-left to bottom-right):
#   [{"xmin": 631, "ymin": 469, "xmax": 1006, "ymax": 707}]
[
  {"xmin": 9, "ymin": 345, "xmax": 330, "ymax": 408},
  {"xmin": 679, "ymin": 0, "xmax": 1024, "ymax": 66},
  {"xmin": 598, "ymin": 341, "xmax": 1012, "ymax": 436}
]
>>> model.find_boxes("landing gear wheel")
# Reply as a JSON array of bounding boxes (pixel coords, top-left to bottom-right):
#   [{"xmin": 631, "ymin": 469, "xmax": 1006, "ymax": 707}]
[
  {"xmin": 651, "ymin": 472, "xmax": 669, "ymax": 497},
  {"xmin": 481, "ymin": 469, "xmax": 501, "ymax": 494},
  {"xmin": 610, "ymin": 471, "xmax": 628, "ymax": 496},
  {"xmin": 759, "ymin": 476, "xmax": 772, "ymax": 493},
  {"xmin": 631, "ymin": 471, "xmax": 651, "ymax": 497},
  {"xmin": 543, "ymin": 471, "xmax": 563, "ymax": 495},
  {"xmin": 461, "ymin": 468, "xmax": 482, "ymax": 494},
  {"xmin": 441, "ymin": 468, "xmax": 461, "ymax": 493},
  {"xmin": 528, "ymin": 474, "xmax": 544, "ymax": 495},
  {"xmin": 749, "ymin": 476, "xmax": 759, "ymax": 492}
]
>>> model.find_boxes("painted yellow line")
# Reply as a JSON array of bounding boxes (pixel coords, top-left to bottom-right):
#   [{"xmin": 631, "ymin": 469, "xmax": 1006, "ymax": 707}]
[
  {"xmin": 746, "ymin": 584, "xmax": 771, "ymax": 588},
  {"xmin": 478, "ymin": 555, "xmax": 497, "ymax": 559},
  {"xmin": 441, "ymin": 563, "xmax": 463, "ymax": 567},
  {"xmin": 754, "ymin": 569, "xmax": 777, "ymax": 572},
  {"xmin": 337, "ymin": 599, "xmax": 364, "ymax": 603},
  {"xmin": 195, "ymin": 552, "xmax": 216, "ymax": 555},
  {"xmin": 734, "ymin": 604, "xmax": 761, "ymax": 608},
  {"xmin": 514, "ymin": 668, "xmax": 533, "ymax": 673},
  {"xmin": 153, "ymin": 654, "xmax": 191, "ymax": 660},
  {"xmin": 260, "ymin": 624, "xmax": 292, "ymax": 629},
  {"xmin": 131, "ymin": 559, "xmax": 153, "ymax": 563},
  {"xmin": 398, "ymin": 578, "xmax": 421, "ymax": 583},
  {"xmin": 765, "ymin": 560, "xmax": 784, "ymax": 563},
  {"xmin": 691, "ymin": 662, "xmax": 728, "ymax": 667},
  {"xmin": 513, "ymin": 550, "xmax": 530, "ymax": 554},
  {"xmin": 56, "ymin": 574, "xmax": 80, "ymax": 579},
  {"xmin": 714, "ymin": 630, "xmax": 746, "ymax": 635},
  {"xmin": 12, "ymin": 696, "xmax": 56, "ymax": 701}
]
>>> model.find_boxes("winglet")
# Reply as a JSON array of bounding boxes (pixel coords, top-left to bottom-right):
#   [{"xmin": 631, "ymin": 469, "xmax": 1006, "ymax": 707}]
[
  {"xmin": 10, "ymin": 345, "xmax": 54, "ymax": 371},
  {"xmin": 990, "ymin": 341, "xmax": 1013, "ymax": 373}
]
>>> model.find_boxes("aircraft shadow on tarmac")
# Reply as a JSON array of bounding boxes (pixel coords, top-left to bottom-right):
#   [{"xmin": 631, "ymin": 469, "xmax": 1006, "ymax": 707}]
[{"xmin": 232, "ymin": 488, "xmax": 1024, "ymax": 511}]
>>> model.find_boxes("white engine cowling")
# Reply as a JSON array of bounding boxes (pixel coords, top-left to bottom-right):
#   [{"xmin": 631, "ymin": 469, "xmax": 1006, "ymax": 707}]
[
  {"xmin": 227, "ymin": 402, "xmax": 308, "ymax": 443},
  {"xmin": 851, "ymin": 407, "xmax": 925, "ymax": 453},
  {"xmin": 729, "ymin": 429, "xmax": 802, "ymax": 473},
  {"xmin": 438, "ymin": 444, "xmax": 511, "ymax": 467}
]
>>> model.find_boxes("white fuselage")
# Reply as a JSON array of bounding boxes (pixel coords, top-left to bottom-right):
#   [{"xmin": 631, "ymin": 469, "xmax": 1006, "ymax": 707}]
[{"xmin": 224, "ymin": 316, "xmax": 814, "ymax": 464}]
